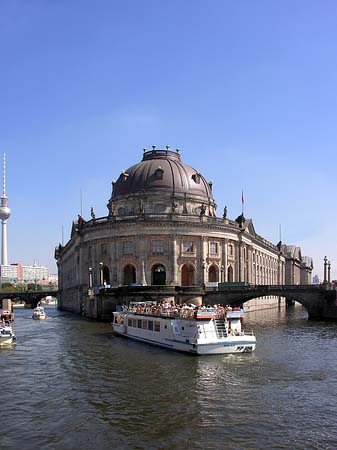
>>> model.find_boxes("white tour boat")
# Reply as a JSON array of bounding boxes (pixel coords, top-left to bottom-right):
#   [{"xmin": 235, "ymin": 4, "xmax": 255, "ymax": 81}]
[
  {"xmin": 112, "ymin": 303, "xmax": 256, "ymax": 355},
  {"xmin": 32, "ymin": 306, "xmax": 47, "ymax": 320},
  {"xmin": 0, "ymin": 321, "xmax": 16, "ymax": 346}
]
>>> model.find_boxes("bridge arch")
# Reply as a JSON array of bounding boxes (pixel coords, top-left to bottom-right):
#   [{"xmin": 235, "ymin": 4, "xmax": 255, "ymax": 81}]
[{"xmin": 204, "ymin": 285, "xmax": 337, "ymax": 320}]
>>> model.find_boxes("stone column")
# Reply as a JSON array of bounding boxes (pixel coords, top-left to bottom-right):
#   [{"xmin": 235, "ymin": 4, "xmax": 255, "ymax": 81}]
[
  {"xmin": 140, "ymin": 260, "xmax": 147, "ymax": 285},
  {"xmin": 247, "ymin": 246, "xmax": 252, "ymax": 284},
  {"xmin": 171, "ymin": 235, "xmax": 178, "ymax": 285},
  {"xmin": 112, "ymin": 240, "xmax": 118, "ymax": 285},
  {"xmin": 238, "ymin": 242, "xmax": 244, "ymax": 282},
  {"xmin": 222, "ymin": 238, "xmax": 228, "ymax": 282},
  {"xmin": 139, "ymin": 235, "xmax": 147, "ymax": 285},
  {"xmin": 200, "ymin": 236, "xmax": 207, "ymax": 284}
]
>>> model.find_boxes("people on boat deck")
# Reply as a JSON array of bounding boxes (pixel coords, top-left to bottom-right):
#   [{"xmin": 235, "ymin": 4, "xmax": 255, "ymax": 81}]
[{"xmin": 124, "ymin": 301, "xmax": 240, "ymax": 319}]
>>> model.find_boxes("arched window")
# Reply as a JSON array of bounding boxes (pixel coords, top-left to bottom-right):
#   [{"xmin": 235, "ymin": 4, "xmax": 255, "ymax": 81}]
[
  {"xmin": 123, "ymin": 264, "xmax": 136, "ymax": 285},
  {"xmin": 152, "ymin": 264, "xmax": 166, "ymax": 285},
  {"xmin": 181, "ymin": 264, "xmax": 195, "ymax": 286},
  {"xmin": 208, "ymin": 264, "xmax": 219, "ymax": 282},
  {"xmin": 103, "ymin": 266, "xmax": 110, "ymax": 286},
  {"xmin": 227, "ymin": 265, "xmax": 234, "ymax": 282}
]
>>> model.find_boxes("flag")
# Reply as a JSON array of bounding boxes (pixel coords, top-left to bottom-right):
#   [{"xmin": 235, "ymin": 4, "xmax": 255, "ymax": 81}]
[{"xmin": 241, "ymin": 190, "xmax": 245, "ymax": 205}]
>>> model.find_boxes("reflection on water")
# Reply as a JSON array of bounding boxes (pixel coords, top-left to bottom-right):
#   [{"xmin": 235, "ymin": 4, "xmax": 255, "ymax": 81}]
[{"xmin": 1, "ymin": 305, "xmax": 337, "ymax": 449}]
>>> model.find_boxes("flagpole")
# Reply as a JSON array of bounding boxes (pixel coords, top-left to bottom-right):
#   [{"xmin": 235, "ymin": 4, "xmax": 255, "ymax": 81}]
[{"xmin": 80, "ymin": 188, "xmax": 83, "ymax": 216}]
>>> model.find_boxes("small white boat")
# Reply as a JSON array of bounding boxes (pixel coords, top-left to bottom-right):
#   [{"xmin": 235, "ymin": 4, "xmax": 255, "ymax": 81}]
[
  {"xmin": 0, "ymin": 322, "xmax": 16, "ymax": 346},
  {"xmin": 32, "ymin": 306, "xmax": 47, "ymax": 320},
  {"xmin": 112, "ymin": 302, "xmax": 256, "ymax": 355}
]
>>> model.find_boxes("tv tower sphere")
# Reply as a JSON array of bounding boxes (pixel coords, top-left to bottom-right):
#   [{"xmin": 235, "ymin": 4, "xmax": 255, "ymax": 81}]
[{"xmin": 0, "ymin": 203, "xmax": 11, "ymax": 220}]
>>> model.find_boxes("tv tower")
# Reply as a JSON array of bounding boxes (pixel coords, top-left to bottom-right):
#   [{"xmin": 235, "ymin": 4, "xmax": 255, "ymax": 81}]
[{"xmin": 0, "ymin": 153, "xmax": 11, "ymax": 265}]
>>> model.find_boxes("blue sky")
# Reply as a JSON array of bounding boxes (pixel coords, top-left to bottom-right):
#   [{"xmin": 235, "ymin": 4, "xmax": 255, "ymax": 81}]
[{"xmin": 1, "ymin": 0, "xmax": 336, "ymax": 279}]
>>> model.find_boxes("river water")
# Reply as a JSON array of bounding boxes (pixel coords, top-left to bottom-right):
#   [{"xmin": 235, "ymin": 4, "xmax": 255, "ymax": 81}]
[{"xmin": 1, "ymin": 305, "xmax": 337, "ymax": 450}]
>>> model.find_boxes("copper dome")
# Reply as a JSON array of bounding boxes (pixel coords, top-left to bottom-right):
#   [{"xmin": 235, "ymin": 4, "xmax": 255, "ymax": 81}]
[{"xmin": 111, "ymin": 148, "xmax": 213, "ymax": 201}]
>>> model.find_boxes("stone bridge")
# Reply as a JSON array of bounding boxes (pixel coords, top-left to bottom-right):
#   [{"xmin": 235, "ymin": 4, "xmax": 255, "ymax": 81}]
[
  {"xmin": 205, "ymin": 285, "xmax": 337, "ymax": 320},
  {"xmin": 0, "ymin": 291, "xmax": 58, "ymax": 309},
  {"xmin": 89, "ymin": 284, "xmax": 337, "ymax": 321}
]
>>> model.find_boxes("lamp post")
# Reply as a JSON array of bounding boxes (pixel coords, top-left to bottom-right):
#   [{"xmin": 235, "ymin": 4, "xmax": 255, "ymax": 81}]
[
  {"xmin": 328, "ymin": 261, "xmax": 331, "ymax": 284},
  {"xmin": 99, "ymin": 262, "xmax": 104, "ymax": 287},
  {"xmin": 88, "ymin": 267, "xmax": 93, "ymax": 289},
  {"xmin": 324, "ymin": 256, "xmax": 328, "ymax": 284}
]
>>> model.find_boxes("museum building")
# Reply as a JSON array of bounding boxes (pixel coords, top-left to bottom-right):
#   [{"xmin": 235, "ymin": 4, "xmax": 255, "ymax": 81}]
[{"xmin": 55, "ymin": 147, "xmax": 312, "ymax": 318}]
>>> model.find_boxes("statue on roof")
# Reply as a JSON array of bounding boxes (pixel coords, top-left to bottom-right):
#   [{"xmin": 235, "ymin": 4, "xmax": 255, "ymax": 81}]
[
  {"xmin": 200, "ymin": 204, "xmax": 206, "ymax": 216},
  {"xmin": 139, "ymin": 199, "xmax": 144, "ymax": 213}
]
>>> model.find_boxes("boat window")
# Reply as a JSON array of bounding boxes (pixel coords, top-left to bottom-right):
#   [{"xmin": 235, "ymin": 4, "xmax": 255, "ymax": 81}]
[
  {"xmin": 154, "ymin": 321, "xmax": 160, "ymax": 332},
  {"xmin": 137, "ymin": 319, "xmax": 142, "ymax": 328},
  {"xmin": 148, "ymin": 321, "xmax": 153, "ymax": 331},
  {"xmin": 142, "ymin": 320, "xmax": 148, "ymax": 329}
]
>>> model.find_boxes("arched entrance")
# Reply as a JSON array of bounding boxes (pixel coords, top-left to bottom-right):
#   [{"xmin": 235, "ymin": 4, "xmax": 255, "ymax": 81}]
[
  {"xmin": 208, "ymin": 264, "xmax": 219, "ymax": 282},
  {"xmin": 181, "ymin": 264, "xmax": 195, "ymax": 286},
  {"xmin": 227, "ymin": 265, "xmax": 234, "ymax": 282},
  {"xmin": 103, "ymin": 266, "xmax": 110, "ymax": 286},
  {"xmin": 123, "ymin": 264, "xmax": 136, "ymax": 285},
  {"xmin": 152, "ymin": 264, "xmax": 166, "ymax": 285}
]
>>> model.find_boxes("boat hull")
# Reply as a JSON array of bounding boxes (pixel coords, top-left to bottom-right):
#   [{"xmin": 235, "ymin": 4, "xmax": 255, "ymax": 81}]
[
  {"xmin": 0, "ymin": 335, "xmax": 15, "ymax": 346},
  {"xmin": 113, "ymin": 324, "xmax": 256, "ymax": 355}
]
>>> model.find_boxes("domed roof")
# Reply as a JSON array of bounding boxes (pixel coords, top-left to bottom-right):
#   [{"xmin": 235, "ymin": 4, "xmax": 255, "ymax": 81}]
[{"xmin": 111, "ymin": 148, "xmax": 213, "ymax": 200}]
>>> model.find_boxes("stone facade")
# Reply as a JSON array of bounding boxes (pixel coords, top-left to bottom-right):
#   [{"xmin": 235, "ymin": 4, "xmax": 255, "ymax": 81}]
[
  {"xmin": 279, "ymin": 245, "xmax": 313, "ymax": 285},
  {"xmin": 55, "ymin": 148, "xmax": 311, "ymax": 317}
]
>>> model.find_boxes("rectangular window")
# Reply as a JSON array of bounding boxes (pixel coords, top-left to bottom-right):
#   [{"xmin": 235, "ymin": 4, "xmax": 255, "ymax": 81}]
[
  {"xmin": 148, "ymin": 321, "xmax": 153, "ymax": 331},
  {"xmin": 183, "ymin": 241, "xmax": 194, "ymax": 253},
  {"xmin": 210, "ymin": 242, "xmax": 218, "ymax": 255},
  {"xmin": 123, "ymin": 241, "xmax": 134, "ymax": 255},
  {"xmin": 152, "ymin": 240, "xmax": 164, "ymax": 255},
  {"xmin": 101, "ymin": 243, "xmax": 107, "ymax": 255},
  {"xmin": 154, "ymin": 321, "xmax": 160, "ymax": 332},
  {"xmin": 88, "ymin": 246, "xmax": 92, "ymax": 258},
  {"xmin": 137, "ymin": 319, "xmax": 142, "ymax": 328},
  {"xmin": 142, "ymin": 320, "xmax": 148, "ymax": 329}
]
